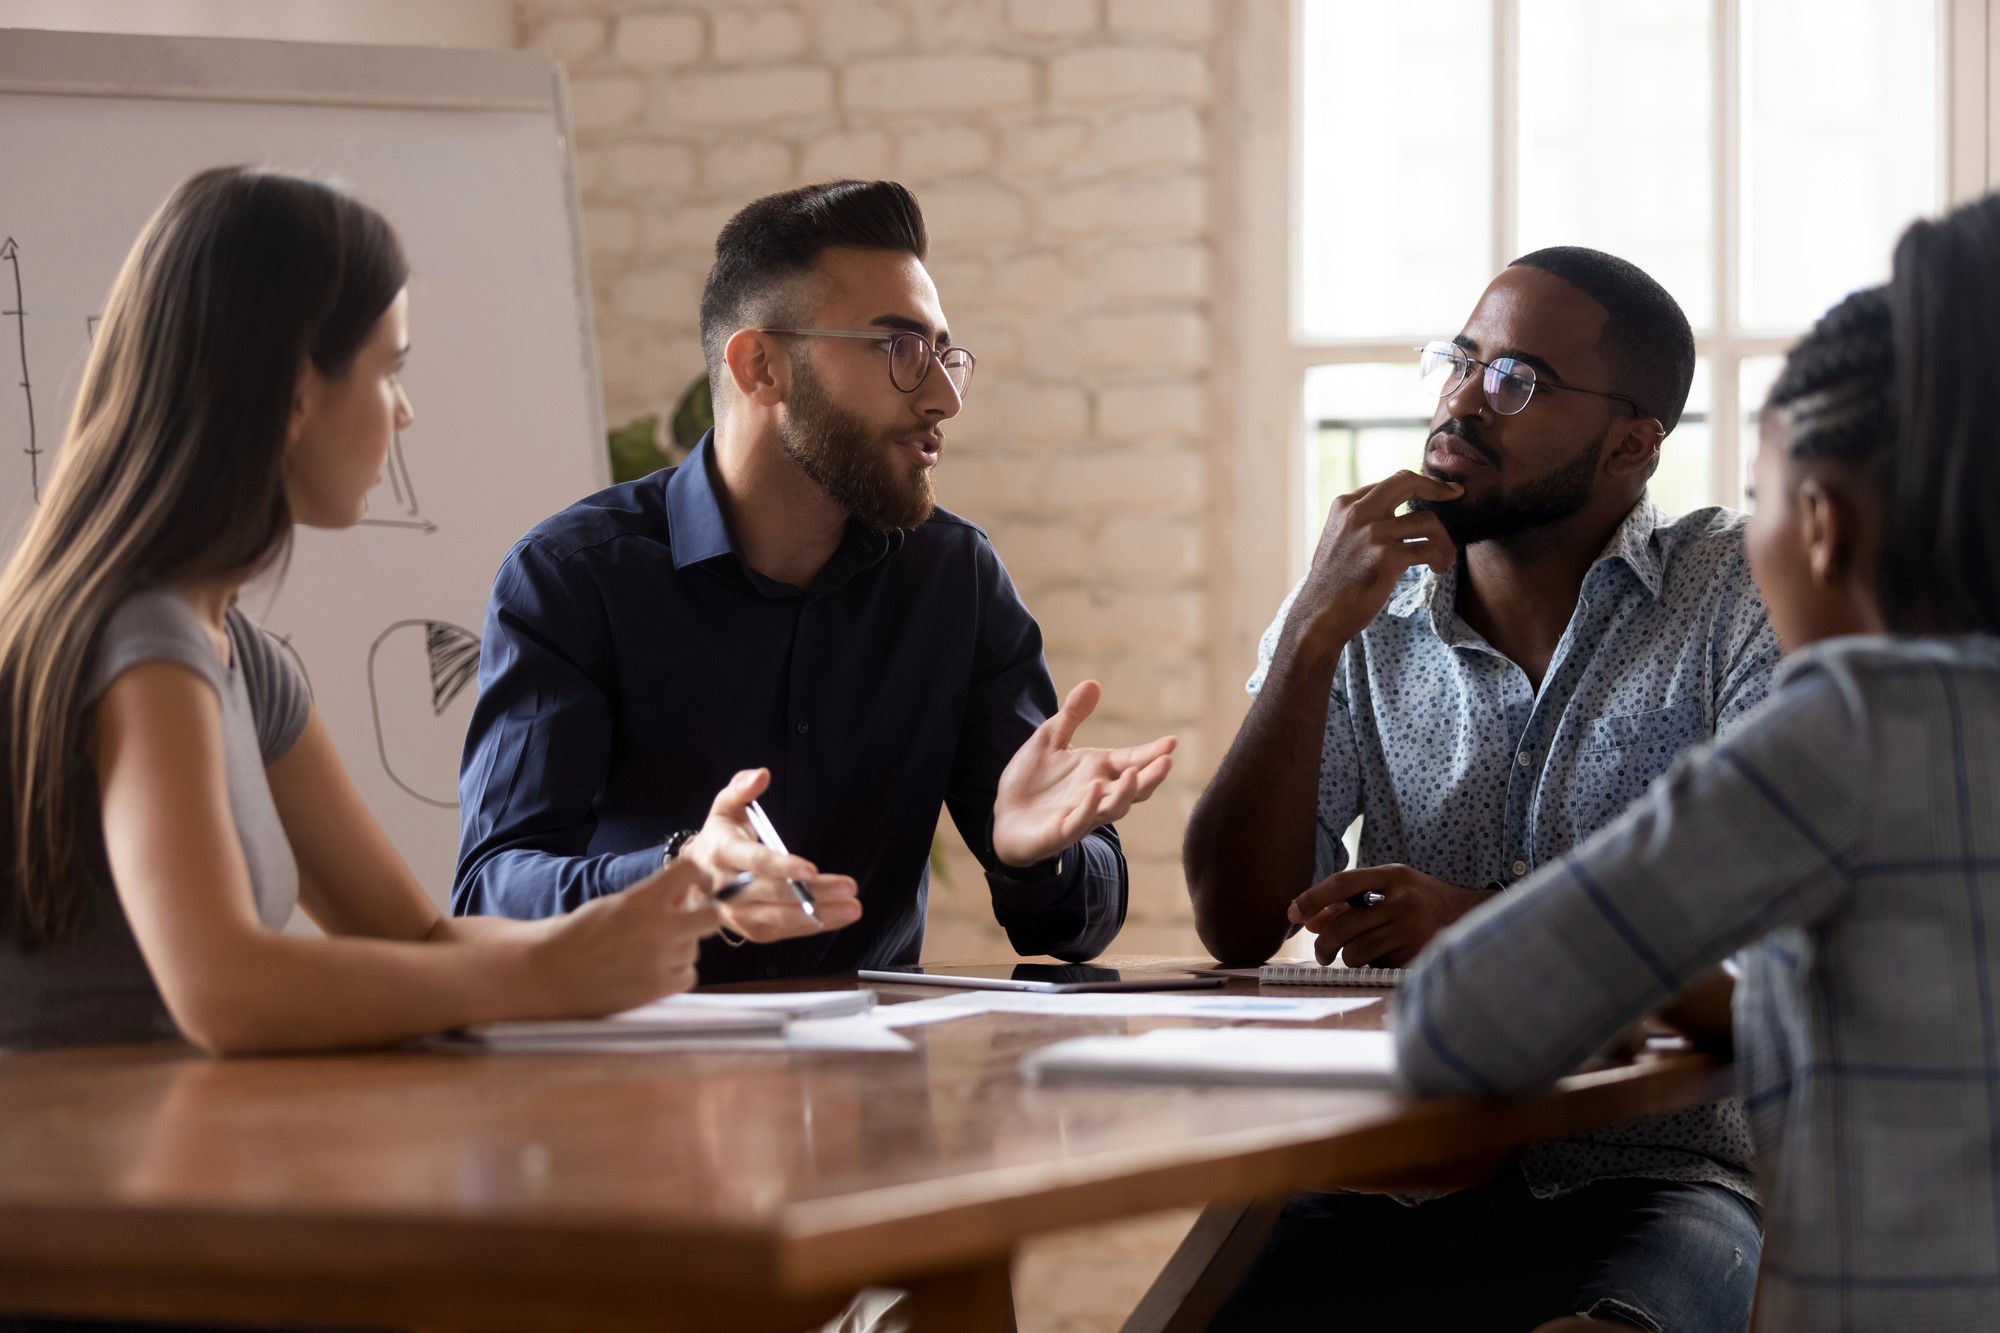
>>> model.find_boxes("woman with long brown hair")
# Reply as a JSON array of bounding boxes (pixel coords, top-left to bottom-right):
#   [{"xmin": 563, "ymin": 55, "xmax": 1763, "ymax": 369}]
[{"xmin": 0, "ymin": 166, "xmax": 840, "ymax": 1054}]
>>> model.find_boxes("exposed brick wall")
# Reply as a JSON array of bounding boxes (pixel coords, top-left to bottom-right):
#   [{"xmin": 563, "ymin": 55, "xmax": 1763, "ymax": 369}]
[{"xmin": 517, "ymin": 0, "xmax": 1223, "ymax": 962}]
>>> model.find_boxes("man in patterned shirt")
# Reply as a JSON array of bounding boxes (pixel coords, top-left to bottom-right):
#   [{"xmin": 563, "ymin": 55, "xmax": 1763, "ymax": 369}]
[{"xmin": 1186, "ymin": 248, "xmax": 1779, "ymax": 1330}]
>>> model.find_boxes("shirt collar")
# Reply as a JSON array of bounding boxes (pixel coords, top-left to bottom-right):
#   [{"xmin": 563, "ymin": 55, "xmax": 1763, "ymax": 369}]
[
  {"xmin": 665, "ymin": 432, "xmax": 735, "ymax": 571},
  {"xmin": 664, "ymin": 430, "xmax": 902, "ymax": 591},
  {"xmin": 1385, "ymin": 498, "xmax": 1666, "ymax": 643}
]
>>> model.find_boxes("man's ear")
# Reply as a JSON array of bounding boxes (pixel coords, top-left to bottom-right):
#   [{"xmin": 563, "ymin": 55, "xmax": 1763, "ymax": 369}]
[
  {"xmin": 722, "ymin": 329, "xmax": 789, "ymax": 409},
  {"xmin": 1797, "ymin": 475, "xmax": 1851, "ymax": 587},
  {"xmin": 1603, "ymin": 416, "xmax": 1666, "ymax": 480}
]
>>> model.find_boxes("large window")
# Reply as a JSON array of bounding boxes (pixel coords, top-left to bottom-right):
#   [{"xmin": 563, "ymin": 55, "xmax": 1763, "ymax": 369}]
[{"xmin": 1292, "ymin": 0, "xmax": 1945, "ymax": 550}]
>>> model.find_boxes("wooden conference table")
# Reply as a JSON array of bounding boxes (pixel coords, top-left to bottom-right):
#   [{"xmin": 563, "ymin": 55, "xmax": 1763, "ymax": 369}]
[{"xmin": 0, "ymin": 957, "xmax": 1731, "ymax": 1332}]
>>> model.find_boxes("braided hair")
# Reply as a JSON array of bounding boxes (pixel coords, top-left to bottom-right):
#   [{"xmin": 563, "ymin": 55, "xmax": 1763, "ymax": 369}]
[
  {"xmin": 1766, "ymin": 285, "xmax": 1894, "ymax": 464},
  {"xmin": 1764, "ymin": 193, "xmax": 2000, "ymax": 636}
]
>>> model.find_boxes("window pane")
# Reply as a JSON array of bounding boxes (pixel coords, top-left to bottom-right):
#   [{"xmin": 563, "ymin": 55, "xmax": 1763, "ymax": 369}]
[
  {"xmin": 1518, "ymin": 0, "xmax": 1713, "ymax": 330},
  {"xmin": 1299, "ymin": 0, "xmax": 1493, "ymax": 339},
  {"xmin": 1649, "ymin": 358, "xmax": 1713, "ymax": 517},
  {"xmin": 1737, "ymin": 354, "xmax": 1786, "ymax": 503},
  {"xmin": 1304, "ymin": 362, "xmax": 1432, "ymax": 556},
  {"xmin": 1740, "ymin": 0, "xmax": 1938, "ymax": 331}
]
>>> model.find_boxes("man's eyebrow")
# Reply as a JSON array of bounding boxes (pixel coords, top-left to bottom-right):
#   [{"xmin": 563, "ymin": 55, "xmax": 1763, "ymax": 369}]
[
  {"xmin": 1452, "ymin": 333, "xmax": 1477, "ymax": 353},
  {"xmin": 871, "ymin": 313, "xmax": 951, "ymax": 347},
  {"xmin": 1494, "ymin": 347, "xmax": 1567, "ymax": 382}
]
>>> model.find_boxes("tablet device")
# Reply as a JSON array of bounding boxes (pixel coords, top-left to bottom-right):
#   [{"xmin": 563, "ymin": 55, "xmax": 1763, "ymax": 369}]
[{"xmin": 855, "ymin": 964, "xmax": 1225, "ymax": 993}]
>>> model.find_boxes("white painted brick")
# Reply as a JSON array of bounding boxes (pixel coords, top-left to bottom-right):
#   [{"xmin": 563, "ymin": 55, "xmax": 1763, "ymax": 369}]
[
  {"xmin": 936, "ymin": 451, "xmax": 1044, "ymax": 513},
  {"xmin": 910, "ymin": 1, "xmax": 1012, "ymax": 50},
  {"xmin": 925, "ymin": 254, "xmax": 991, "ymax": 305},
  {"xmin": 573, "ymin": 150, "xmax": 609, "ymax": 196},
  {"xmin": 1035, "ymin": 587, "xmax": 1203, "ymax": 651},
  {"xmin": 583, "ymin": 204, "xmax": 640, "ymax": 253},
  {"xmin": 1095, "ymin": 381, "xmax": 1207, "ymax": 439},
  {"xmin": 800, "ymin": 129, "xmax": 893, "ymax": 179},
  {"xmin": 1001, "ymin": 118, "xmax": 1091, "ymax": 173},
  {"xmin": 712, "ymin": 9, "xmax": 808, "ymax": 63},
  {"xmin": 1049, "ymin": 46, "xmax": 1209, "ymax": 106},
  {"xmin": 987, "ymin": 521, "xmax": 1091, "ymax": 580},
  {"xmin": 1042, "ymin": 175, "xmax": 1206, "ymax": 236},
  {"xmin": 1097, "ymin": 105, "xmax": 1205, "ymax": 168},
  {"xmin": 919, "ymin": 183, "xmax": 1030, "ymax": 242},
  {"xmin": 1090, "ymin": 240, "xmax": 1209, "ymax": 300},
  {"xmin": 704, "ymin": 138, "xmax": 794, "ymax": 188},
  {"xmin": 976, "ymin": 382, "xmax": 1090, "ymax": 441},
  {"xmin": 843, "ymin": 55, "xmax": 1035, "ymax": 112},
  {"xmin": 1092, "ymin": 655, "xmax": 1206, "ymax": 724},
  {"xmin": 601, "ymin": 140, "xmax": 697, "ymax": 192},
  {"xmin": 569, "ymin": 74, "xmax": 645, "ymax": 130},
  {"xmin": 613, "ymin": 12, "xmax": 704, "ymax": 65},
  {"xmin": 897, "ymin": 125, "xmax": 995, "ymax": 177},
  {"xmin": 610, "ymin": 263, "xmax": 704, "ymax": 318},
  {"xmin": 640, "ymin": 199, "xmax": 746, "ymax": 252},
  {"xmin": 1099, "ymin": 514, "xmax": 1203, "ymax": 578},
  {"xmin": 811, "ymin": 0, "xmax": 910, "ymax": 58},
  {"xmin": 990, "ymin": 252, "xmax": 1077, "ymax": 311},
  {"xmin": 658, "ymin": 66, "xmax": 834, "ymax": 126},
  {"xmin": 1009, "ymin": 0, "xmax": 1098, "ymax": 36},
  {"xmin": 1106, "ymin": 0, "xmax": 1213, "ymax": 38},
  {"xmin": 1076, "ymin": 310, "xmax": 1208, "ymax": 372},
  {"xmin": 528, "ymin": 14, "xmax": 607, "ymax": 64},
  {"xmin": 1049, "ymin": 447, "xmax": 1203, "ymax": 509}
]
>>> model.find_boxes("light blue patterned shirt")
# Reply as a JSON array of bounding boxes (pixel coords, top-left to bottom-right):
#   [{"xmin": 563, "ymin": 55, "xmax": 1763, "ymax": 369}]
[
  {"xmin": 1251, "ymin": 500, "xmax": 1781, "ymax": 1198},
  {"xmin": 1398, "ymin": 635, "xmax": 2000, "ymax": 1329}
]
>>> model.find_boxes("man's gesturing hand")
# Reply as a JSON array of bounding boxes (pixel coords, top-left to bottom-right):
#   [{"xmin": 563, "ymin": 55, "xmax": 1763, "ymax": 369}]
[
  {"xmin": 1291, "ymin": 470, "xmax": 1463, "ymax": 649},
  {"xmin": 682, "ymin": 768, "xmax": 861, "ymax": 942},
  {"xmin": 992, "ymin": 680, "xmax": 1176, "ymax": 870},
  {"xmin": 1288, "ymin": 865, "xmax": 1494, "ymax": 968}
]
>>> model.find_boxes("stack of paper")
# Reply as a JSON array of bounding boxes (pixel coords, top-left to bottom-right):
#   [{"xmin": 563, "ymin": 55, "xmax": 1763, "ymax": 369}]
[
  {"xmin": 430, "ymin": 990, "xmax": 886, "ymax": 1052},
  {"xmin": 1023, "ymin": 1027, "xmax": 1399, "ymax": 1089}
]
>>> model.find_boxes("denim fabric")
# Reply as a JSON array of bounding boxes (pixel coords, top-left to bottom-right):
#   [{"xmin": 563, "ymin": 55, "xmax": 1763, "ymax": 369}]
[{"xmin": 1210, "ymin": 1170, "xmax": 1761, "ymax": 1332}]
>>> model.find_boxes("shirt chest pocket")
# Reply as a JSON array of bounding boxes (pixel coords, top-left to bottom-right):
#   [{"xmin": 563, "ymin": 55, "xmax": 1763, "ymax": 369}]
[{"xmin": 1577, "ymin": 697, "xmax": 1704, "ymax": 762}]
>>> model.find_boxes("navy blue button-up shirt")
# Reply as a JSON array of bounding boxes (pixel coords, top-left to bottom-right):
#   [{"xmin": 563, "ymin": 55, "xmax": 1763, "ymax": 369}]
[{"xmin": 452, "ymin": 436, "xmax": 1127, "ymax": 982}]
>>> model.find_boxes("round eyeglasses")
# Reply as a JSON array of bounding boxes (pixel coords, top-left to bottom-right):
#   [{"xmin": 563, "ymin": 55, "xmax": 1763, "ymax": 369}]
[
  {"xmin": 758, "ymin": 328, "xmax": 976, "ymax": 398},
  {"xmin": 1417, "ymin": 340, "xmax": 1637, "ymax": 417}
]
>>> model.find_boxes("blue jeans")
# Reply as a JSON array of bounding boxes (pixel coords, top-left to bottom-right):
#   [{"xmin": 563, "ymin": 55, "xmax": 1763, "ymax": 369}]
[{"xmin": 1210, "ymin": 1169, "xmax": 1761, "ymax": 1332}]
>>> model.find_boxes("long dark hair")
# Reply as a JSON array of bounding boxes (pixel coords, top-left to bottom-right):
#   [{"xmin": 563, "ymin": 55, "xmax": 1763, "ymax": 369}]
[
  {"xmin": 0, "ymin": 166, "xmax": 407, "ymax": 945},
  {"xmin": 1766, "ymin": 192, "xmax": 2000, "ymax": 635}
]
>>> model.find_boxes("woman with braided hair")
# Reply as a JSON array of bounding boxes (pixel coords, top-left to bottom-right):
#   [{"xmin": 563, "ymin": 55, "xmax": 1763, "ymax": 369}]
[{"xmin": 1397, "ymin": 188, "xmax": 2000, "ymax": 1332}]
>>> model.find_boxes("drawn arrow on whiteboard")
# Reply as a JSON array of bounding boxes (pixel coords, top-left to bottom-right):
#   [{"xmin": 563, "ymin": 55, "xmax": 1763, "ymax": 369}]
[{"xmin": 1, "ymin": 239, "xmax": 39, "ymax": 501}]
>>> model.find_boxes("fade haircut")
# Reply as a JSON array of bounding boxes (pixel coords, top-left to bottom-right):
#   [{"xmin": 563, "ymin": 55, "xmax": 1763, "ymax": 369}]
[
  {"xmin": 697, "ymin": 180, "xmax": 928, "ymax": 407},
  {"xmin": 1509, "ymin": 246, "xmax": 1697, "ymax": 437}
]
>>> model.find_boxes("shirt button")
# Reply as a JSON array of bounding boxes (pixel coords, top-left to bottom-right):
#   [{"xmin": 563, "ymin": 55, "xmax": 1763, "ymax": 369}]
[
  {"xmin": 1516, "ymin": 751, "xmax": 1532, "ymax": 766},
  {"xmin": 796, "ymin": 720, "xmax": 810, "ymax": 736},
  {"xmin": 1511, "ymin": 859, "xmax": 1529, "ymax": 877},
  {"xmin": 763, "ymin": 965, "xmax": 780, "ymax": 979}
]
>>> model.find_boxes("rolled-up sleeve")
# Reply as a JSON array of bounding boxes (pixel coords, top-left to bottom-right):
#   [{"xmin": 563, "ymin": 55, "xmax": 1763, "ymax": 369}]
[
  {"xmin": 944, "ymin": 542, "xmax": 1126, "ymax": 961},
  {"xmin": 452, "ymin": 540, "xmax": 662, "ymax": 919},
  {"xmin": 1395, "ymin": 666, "xmax": 1865, "ymax": 1097}
]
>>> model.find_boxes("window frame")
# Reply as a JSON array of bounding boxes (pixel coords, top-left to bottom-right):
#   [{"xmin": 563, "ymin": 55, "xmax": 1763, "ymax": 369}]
[{"xmin": 1218, "ymin": 0, "xmax": 1994, "ymax": 724}]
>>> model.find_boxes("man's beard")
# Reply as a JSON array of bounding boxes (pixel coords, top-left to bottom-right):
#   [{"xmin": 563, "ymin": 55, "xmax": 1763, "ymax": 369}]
[
  {"xmin": 1411, "ymin": 418, "xmax": 1602, "ymax": 548},
  {"xmin": 778, "ymin": 356, "xmax": 937, "ymax": 533}
]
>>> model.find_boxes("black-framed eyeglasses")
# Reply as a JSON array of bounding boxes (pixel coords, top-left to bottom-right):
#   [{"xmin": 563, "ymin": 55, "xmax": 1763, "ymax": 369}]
[
  {"xmin": 758, "ymin": 328, "xmax": 976, "ymax": 398},
  {"xmin": 1417, "ymin": 340, "xmax": 1638, "ymax": 417}
]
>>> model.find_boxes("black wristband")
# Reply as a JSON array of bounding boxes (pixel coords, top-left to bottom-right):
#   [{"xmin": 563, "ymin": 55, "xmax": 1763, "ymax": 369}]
[{"xmin": 661, "ymin": 828, "xmax": 700, "ymax": 867}]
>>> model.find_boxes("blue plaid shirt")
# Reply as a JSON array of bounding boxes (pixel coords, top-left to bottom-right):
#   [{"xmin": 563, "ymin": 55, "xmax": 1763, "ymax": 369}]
[
  {"xmin": 1251, "ymin": 500, "xmax": 1780, "ymax": 1198},
  {"xmin": 1399, "ymin": 635, "xmax": 2000, "ymax": 1328}
]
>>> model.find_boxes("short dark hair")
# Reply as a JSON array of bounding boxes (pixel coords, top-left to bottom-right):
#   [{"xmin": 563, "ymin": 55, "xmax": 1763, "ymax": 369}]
[
  {"xmin": 1508, "ymin": 246, "xmax": 1696, "ymax": 435},
  {"xmin": 697, "ymin": 180, "xmax": 928, "ymax": 399}
]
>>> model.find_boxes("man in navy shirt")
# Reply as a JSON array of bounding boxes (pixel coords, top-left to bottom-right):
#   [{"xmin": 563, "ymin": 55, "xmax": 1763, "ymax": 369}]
[{"xmin": 453, "ymin": 180, "xmax": 1175, "ymax": 982}]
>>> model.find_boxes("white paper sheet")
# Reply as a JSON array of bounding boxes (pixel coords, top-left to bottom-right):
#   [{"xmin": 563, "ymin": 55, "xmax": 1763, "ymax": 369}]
[
  {"xmin": 1024, "ymin": 1027, "xmax": 1399, "ymax": 1088},
  {"xmin": 875, "ymin": 992, "xmax": 1380, "ymax": 1028},
  {"xmin": 642, "ymin": 990, "xmax": 878, "ymax": 1020}
]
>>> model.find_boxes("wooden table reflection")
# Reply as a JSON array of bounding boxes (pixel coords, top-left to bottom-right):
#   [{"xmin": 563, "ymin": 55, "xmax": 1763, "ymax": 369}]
[{"xmin": 0, "ymin": 958, "xmax": 1730, "ymax": 1332}]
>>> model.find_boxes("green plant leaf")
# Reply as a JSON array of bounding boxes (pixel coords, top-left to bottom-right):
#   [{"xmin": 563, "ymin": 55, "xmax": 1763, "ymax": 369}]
[{"xmin": 606, "ymin": 413, "xmax": 664, "ymax": 484}]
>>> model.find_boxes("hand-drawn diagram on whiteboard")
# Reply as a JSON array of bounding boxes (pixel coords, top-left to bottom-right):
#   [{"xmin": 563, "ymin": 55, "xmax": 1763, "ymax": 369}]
[
  {"xmin": 369, "ymin": 619, "xmax": 481, "ymax": 808},
  {"xmin": 1, "ymin": 239, "xmax": 40, "ymax": 501},
  {"xmin": 358, "ymin": 432, "xmax": 438, "ymax": 535}
]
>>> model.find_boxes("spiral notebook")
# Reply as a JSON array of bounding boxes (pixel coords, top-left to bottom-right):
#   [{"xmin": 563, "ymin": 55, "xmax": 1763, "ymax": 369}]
[{"xmin": 1257, "ymin": 963, "xmax": 1406, "ymax": 987}]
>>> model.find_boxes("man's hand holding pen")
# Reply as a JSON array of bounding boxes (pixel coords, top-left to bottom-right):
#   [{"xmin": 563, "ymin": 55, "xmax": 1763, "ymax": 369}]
[{"xmin": 680, "ymin": 768, "xmax": 862, "ymax": 943}]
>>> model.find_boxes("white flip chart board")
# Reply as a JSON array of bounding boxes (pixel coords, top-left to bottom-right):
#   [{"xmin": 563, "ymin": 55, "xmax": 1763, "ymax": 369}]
[{"xmin": 0, "ymin": 29, "xmax": 609, "ymax": 908}]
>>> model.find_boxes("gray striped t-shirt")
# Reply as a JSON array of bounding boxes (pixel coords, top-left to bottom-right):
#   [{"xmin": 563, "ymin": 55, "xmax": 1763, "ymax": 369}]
[{"xmin": 0, "ymin": 589, "xmax": 309, "ymax": 1049}]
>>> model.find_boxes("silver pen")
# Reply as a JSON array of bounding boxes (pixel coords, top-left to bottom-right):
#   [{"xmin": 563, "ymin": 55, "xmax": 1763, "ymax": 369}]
[{"xmin": 743, "ymin": 798, "xmax": 820, "ymax": 925}]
